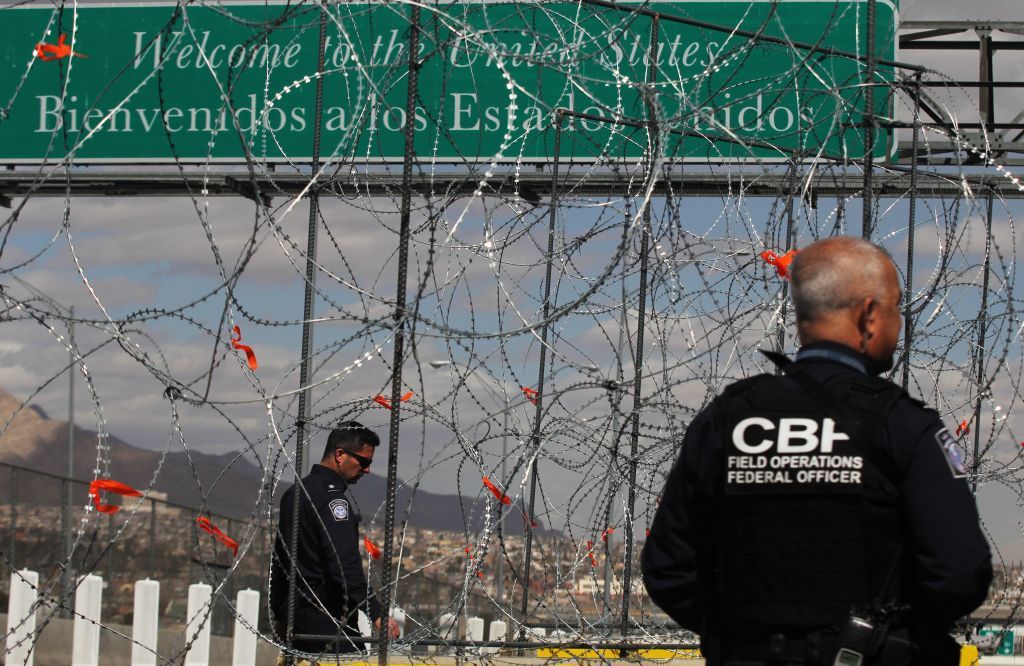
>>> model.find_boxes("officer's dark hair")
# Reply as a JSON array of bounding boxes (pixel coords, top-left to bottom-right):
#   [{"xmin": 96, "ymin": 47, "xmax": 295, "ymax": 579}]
[
  {"xmin": 790, "ymin": 237, "xmax": 895, "ymax": 323},
  {"xmin": 322, "ymin": 421, "xmax": 380, "ymax": 460}
]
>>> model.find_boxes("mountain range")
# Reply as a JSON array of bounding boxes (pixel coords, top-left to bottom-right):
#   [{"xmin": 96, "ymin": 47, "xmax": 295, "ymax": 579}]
[{"xmin": 0, "ymin": 387, "xmax": 543, "ymax": 535}]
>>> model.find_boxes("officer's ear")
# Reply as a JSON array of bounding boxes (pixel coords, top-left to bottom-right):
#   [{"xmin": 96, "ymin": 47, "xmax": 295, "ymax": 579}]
[{"xmin": 857, "ymin": 296, "xmax": 878, "ymax": 351}]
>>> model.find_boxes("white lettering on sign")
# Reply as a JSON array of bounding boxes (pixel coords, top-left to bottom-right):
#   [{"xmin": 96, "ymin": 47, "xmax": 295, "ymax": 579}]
[{"xmin": 732, "ymin": 417, "xmax": 850, "ymax": 454}]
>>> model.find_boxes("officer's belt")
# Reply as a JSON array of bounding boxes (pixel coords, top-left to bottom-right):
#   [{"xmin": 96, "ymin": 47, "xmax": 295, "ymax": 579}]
[{"xmin": 723, "ymin": 630, "xmax": 839, "ymax": 665}]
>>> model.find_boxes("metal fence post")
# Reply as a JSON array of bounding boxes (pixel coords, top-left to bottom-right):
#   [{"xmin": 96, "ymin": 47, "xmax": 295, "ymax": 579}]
[
  {"xmin": 107, "ymin": 511, "xmax": 114, "ymax": 583},
  {"xmin": 287, "ymin": 6, "xmax": 328, "ymax": 658},
  {"xmin": 861, "ymin": 0, "xmax": 878, "ymax": 238},
  {"xmin": 150, "ymin": 497, "xmax": 157, "ymax": 578},
  {"xmin": 620, "ymin": 15, "xmax": 660, "ymax": 644},
  {"xmin": 520, "ymin": 111, "xmax": 565, "ymax": 647},
  {"xmin": 971, "ymin": 192, "xmax": 994, "ymax": 494},
  {"xmin": 378, "ymin": 5, "xmax": 423, "ymax": 665},
  {"xmin": 901, "ymin": 72, "xmax": 922, "ymax": 390},
  {"xmin": 10, "ymin": 466, "xmax": 16, "ymax": 569},
  {"xmin": 61, "ymin": 477, "xmax": 70, "ymax": 616}
]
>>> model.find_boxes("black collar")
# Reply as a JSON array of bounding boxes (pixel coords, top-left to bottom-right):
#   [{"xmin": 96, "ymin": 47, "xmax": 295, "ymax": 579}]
[
  {"xmin": 796, "ymin": 341, "xmax": 870, "ymax": 375},
  {"xmin": 311, "ymin": 463, "xmax": 348, "ymax": 488}
]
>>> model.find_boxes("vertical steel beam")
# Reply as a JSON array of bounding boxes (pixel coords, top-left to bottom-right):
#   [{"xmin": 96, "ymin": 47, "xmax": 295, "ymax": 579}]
[
  {"xmin": 286, "ymin": 5, "xmax": 328, "ymax": 655},
  {"xmin": 620, "ymin": 14, "xmax": 660, "ymax": 643},
  {"xmin": 10, "ymin": 467, "xmax": 16, "ymax": 569},
  {"xmin": 496, "ymin": 400, "xmax": 508, "ymax": 608},
  {"xmin": 979, "ymin": 30, "xmax": 995, "ymax": 128},
  {"xmin": 149, "ymin": 497, "xmax": 157, "ymax": 578},
  {"xmin": 67, "ymin": 304, "xmax": 75, "ymax": 531},
  {"xmin": 776, "ymin": 177, "xmax": 797, "ymax": 354},
  {"xmin": 862, "ymin": 0, "xmax": 878, "ymax": 238},
  {"xmin": 902, "ymin": 73, "xmax": 922, "ymax": 390},
  {"xmin": 970, "ymin": 192, "xmax": 994, "ymax": 494},
  {"xmin": 62, "ymin": 307, "xmax": 76, "ymax": 616},
  {"xmin": 520, "ymin": 110, "xmax": 564, "ymax": 645},
  {"xmin": 378, "ymin": 4, "xmax": 422, "ymax": 664},
  {"xmin": 61, "ymin": 477, "xmax": 70, "ymax": 615}
]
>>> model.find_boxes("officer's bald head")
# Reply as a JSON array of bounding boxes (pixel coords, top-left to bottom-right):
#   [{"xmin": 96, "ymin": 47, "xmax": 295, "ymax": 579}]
[
  {"xmin": 790, "ymin": 237, "xmax": 902, "ymax": 370},
  {"xmin": 790, "ymin": 237, "xmax": 893, "ymax": 323}
]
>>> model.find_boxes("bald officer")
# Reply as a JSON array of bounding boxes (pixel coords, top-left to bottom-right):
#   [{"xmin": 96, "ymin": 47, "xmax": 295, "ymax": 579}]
[{"xmin": 642, "ymin": 237, "xmax": 992, "ymax": 666}]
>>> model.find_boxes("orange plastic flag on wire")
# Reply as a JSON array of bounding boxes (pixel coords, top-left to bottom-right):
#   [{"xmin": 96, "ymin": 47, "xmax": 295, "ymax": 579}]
[
  {"xmin": 760, "ymin": 249, "xmax": 799, "ymax": 279},
  {"xmin": 374, "ymin": 392, "xmax": 413, "ymax": 409},
  {"xmin": 35, "ymin": 34, "xmax": 87, "ymax": 61},
  {"xmin": 482, "ymin": 476, "xmax": 512, "ymax": 505},
  {"xmin": 601, "ymin": 528, "xmax": 614, "ymax": 542},
  {"xmin": 956, "ymin": 419, "xmax": 970, "ymax": 437},
  {"xmin": 196, "ymin": 516, "xmax": 239, "ymax": 556},
  {"xmin": 586, "ymin": 541, "xmax": 598, "ymax": 566},
  {"xmin": 89, "ymin": 479, "xmax": 142, "ymax": 514},
  {"xmin": 230, "ymin": 325, "xmax": 258, "ymax": 370},
  {"xmin": 363, "ymin": 536, "xmax": 381, "ymax": 560},
  {"xmin": 521, "ymin": 387, "xmax": 539, "ymax": 405}
]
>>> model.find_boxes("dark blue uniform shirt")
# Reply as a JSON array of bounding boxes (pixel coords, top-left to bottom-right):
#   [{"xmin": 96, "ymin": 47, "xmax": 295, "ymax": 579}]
[
  {"xmin": 271, "ymin": 464, "xmax": 381, "ymax": 652},
  {"xmin": 641, "ymin": 342, "xmax": 992, "ymax": 662}
]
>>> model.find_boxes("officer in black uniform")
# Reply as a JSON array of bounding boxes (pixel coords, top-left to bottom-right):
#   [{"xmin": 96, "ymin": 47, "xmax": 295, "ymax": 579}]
[
  {"xmin": 641, "ymin": 237, "xmax": 992, "ymax": 666},
  {"xmin": 270, "ymin": 421, "xmax": 400, "ymax": 655}
]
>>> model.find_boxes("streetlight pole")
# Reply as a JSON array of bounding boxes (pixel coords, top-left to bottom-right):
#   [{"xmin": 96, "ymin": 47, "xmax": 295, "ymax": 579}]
[{"xmin": 66, "ymin": 306, "xmax": 75, "ymax": 609}]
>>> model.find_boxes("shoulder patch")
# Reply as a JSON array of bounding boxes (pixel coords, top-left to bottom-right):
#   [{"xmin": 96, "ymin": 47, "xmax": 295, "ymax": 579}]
[
  {"xmin": 329, "ymin": 498, "xmax": 349, "ymax": 521},
  {"xmin": 935, "ymin": 428, "xmax": 968, "ymax": 479}
]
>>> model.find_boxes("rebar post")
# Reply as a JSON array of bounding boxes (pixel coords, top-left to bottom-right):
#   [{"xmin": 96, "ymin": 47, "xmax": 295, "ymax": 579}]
[
  {"xmin": 862, "ymin": 0, "xmax": 878, "ymax": 238},
  {"xmin": 901, "ymin": 72, "xmax": 922, "ymax": 390},
  {"xmin": 971, "ymin": 192, "xmax": 994, "ymax": 494},
  {"xmin": 519, "ymin": 110, "xmax": 566, "ymax": 646},
  {"xmin": 620, "ymin": 14, "xmax": 660, "ymax": 643},
  {"xmin": 286, "ymin": 5, "xmax": 328, "ymax": 656},
  {"xmin": 378, "ymin": 5, "xmax": 422, "ymax": 664}
]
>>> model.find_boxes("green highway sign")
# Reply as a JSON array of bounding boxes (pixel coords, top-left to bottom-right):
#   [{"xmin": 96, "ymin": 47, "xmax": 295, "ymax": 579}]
[{"xmin": 0, "ymin": 1, "xmax": 896, "ymax": 163}]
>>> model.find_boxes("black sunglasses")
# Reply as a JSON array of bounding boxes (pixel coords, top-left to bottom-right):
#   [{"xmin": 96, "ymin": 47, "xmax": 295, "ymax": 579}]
[{"xmin": 340, "ymin": 450, "xmax": 373, "ymax": 469}]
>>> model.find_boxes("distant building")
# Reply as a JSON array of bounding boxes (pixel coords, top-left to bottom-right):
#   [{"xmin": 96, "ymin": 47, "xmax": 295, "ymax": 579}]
[{"xmin": 134, "ymin": 491, "xmax": 181, "ymax": 516}]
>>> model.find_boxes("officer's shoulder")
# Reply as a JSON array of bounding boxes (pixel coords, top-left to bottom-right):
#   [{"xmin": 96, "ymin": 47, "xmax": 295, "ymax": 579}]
[
  {"xmin": 301, "ymin": 471, "xmax": 332, "ymax": 496},
  {"xmin": 887, "ymin": 390, "xmax": 937, "ymax": 425},
  {"xmin": 844, "ymin": 376, "xmax": 941, "ymax": 437},
  {"xmin": 718, "ymin": 373, "xmax": 774, "ymax": 400},
  {"xmin": 833, "ymin": 374, "xmax": 918, "ymax": 413}
]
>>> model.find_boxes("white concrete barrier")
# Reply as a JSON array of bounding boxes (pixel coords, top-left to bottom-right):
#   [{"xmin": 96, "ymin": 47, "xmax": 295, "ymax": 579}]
[
  {"xmin": 485, "ymin": 619, "xmax": 507, "ymax": 654},
  {"xmin": 72, "ymin": 574, "xmax": 103, "ymax": 666},
  {"xmin": 5, "ymin": 569, "xmax": 39, "ymax": 666},
  {"xmin": 467, "ymin": 616, "xmax": 484, "ymax": 643},
  {"xmin": 231, "ymin": 589, "xmax": 259, "ymax": 666},
  {"xmin": 130, "ymin": 579, "xmax": 160, "ymax": 666},
  {"xmin": 184, "ymin": 583, "xmax": 212, "ymax": 666},
  {"xmin": 438, "ymin": 612, "xmax": 457, "ymax": 640},
  {"xmin": 427, "ymin": 612, "xmax": 458, "ymax": 654}
]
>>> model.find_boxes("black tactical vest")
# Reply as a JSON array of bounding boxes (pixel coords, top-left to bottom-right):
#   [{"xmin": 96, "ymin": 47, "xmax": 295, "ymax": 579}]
[{"xmin": 709, "ymin": 370, "xmax": 906, "ymax": 639}]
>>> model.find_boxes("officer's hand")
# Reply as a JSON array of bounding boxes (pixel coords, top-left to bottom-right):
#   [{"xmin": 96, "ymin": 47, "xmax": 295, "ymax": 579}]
[{"xmin": 374, "ymin": 617, "xmax": 400, "ymax": 639}]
